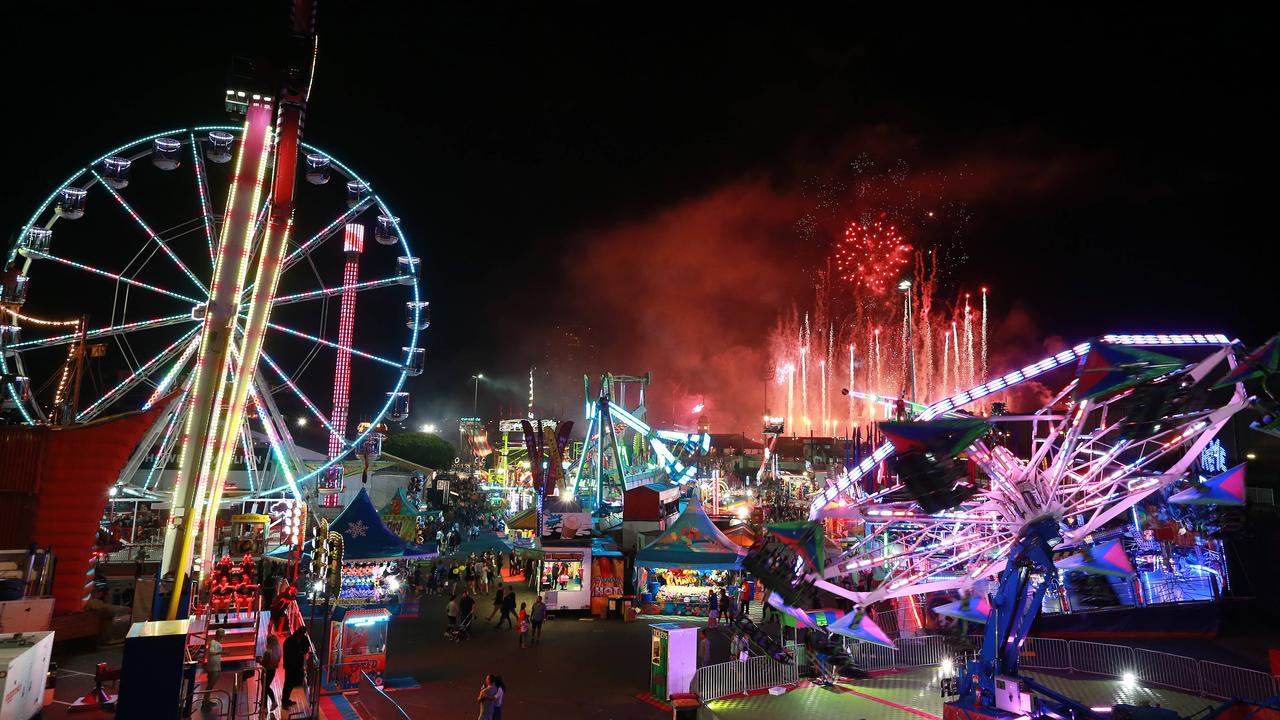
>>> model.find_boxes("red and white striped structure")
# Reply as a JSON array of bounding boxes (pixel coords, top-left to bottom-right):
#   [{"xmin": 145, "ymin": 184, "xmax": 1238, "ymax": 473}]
[{"xmin": 323, "ymin": 223, "xmax": 364, "ymax": 506}]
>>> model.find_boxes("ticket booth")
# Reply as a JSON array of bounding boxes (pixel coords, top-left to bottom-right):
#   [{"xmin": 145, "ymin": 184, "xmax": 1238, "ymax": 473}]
[
  {"xmin": 649, "ymin": 622, "xmax": 697, "ymax": 700},
  {"xmin": 322, "ymin": 607, "xmax": 391, "ymax": 693}
]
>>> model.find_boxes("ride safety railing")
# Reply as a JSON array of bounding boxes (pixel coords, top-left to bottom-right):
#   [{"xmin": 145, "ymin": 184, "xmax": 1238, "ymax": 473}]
[
  {"xmin": 353, "ymin": 671, "xmax": 411, "ymax": 720},
  {"xmin": 1018, "ymin": 637, "xmax": 1280, "ymax": 702},
  {"xmin": 692, "ymin": 643, "xmax": 802, "ymax": 701}
]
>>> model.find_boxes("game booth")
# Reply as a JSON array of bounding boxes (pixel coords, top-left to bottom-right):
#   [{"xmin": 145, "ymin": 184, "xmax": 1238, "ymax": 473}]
[
  {"xmin": 272, "ymin": 488, "xmax": 437, "ymax": 693},
  {"xmin": 504, "ymin": 507, "xmax": 539, "ymax": 550},
  {"xmin": 634, "ymin": 499, "xmax": 747, "ymax": 617},
  {"xmin": 378, "ymin": 487, "xmax": 422, "ymax": 542},
  {"xmin": 537, "ymin": 506, "xmax": 595, "ymax": 611}
]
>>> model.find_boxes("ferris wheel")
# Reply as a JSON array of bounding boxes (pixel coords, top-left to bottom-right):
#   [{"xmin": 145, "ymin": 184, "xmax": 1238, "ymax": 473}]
[
  {"xmin": 806, "ymin": 333, "xmax": 1254, "ymax": 609},
  {"xmin": 1, "ymin": 126, "xmax": 427, "ymax": 498}
]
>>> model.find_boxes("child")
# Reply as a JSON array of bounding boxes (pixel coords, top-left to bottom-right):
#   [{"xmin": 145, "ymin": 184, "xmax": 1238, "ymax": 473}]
[{"xmin": 517, "ymin": 602, "xmax": 530, "ymax": 648}]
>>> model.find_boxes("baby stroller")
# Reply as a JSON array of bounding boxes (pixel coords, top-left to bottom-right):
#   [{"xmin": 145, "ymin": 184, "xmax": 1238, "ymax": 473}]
[{"xmin": 447, "ymin": 612, "xmax": 475, "ymax": 642}]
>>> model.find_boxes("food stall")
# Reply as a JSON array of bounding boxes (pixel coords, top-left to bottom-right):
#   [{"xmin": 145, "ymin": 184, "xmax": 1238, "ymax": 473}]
[
  {"xmin": 312, "ymin": 488, "xmax": 437, "ymax": 692},
  {"xmin": 634, "ymin": 499, "xmax": 746, "ymax": 617},
  {"xmin": 536, "ymin": 503, "xmax": 594, "ymax": 611}
]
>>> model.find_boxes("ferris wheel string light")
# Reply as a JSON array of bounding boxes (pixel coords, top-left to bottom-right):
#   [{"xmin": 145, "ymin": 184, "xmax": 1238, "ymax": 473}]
[{"xmin": 3, "ymin": 126, "xmax": 424, "ymax": 500}]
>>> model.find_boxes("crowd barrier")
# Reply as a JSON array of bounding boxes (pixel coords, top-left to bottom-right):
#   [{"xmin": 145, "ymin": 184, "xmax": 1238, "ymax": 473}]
[
  {"xmin": 695, "ymin": 634, "xmax": 1280, "ymax": 703},
  {"xmin": 354, "ymin": 671, "xmax": 412, "ymax": 720},
  {"xmin": 1020, "ymin": 637, "xmax": 1280, "ymax": 701}
]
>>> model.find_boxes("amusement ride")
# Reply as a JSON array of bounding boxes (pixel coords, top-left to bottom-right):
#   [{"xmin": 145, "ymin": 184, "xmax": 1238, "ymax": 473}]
[
  {"xmin": 0, "ymin": 0, "xmax": 425, "ymax": 624},
  {"xmin": 739, "ymin": 332, "xmax": 1279, "ymax": 719}
]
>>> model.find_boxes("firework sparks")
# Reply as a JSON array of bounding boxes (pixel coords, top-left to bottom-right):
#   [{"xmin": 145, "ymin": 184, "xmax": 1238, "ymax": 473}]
[{"xmin": 833, "ymin": 218, "xmax": 912, "ymax": 294}]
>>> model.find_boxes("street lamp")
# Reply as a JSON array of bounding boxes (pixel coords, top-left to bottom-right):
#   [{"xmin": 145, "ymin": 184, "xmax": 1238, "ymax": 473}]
[
  {"xmin": 471, "ymin": 374, "xmax": 485, "ymax": 415},
  {"xmin": 899, "ymin": 279, "xmax": 916, "ymax": 406}
]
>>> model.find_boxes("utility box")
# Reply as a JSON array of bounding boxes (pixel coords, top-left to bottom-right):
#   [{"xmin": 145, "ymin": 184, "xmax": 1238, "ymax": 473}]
[
  {"xmin": 994, "ymin": 675, "xmax": 1033, "ymax": 715},
  {"xmin": 650, "ymin": 623, "xmax": 698, "ymax": 701},
  {"xmin": 115, "ymin": 619, "xmax": 189, "ymax": 718},
  {"xmin": 0, "ymin": 631, "xmax": 53, "ymax": 720}
]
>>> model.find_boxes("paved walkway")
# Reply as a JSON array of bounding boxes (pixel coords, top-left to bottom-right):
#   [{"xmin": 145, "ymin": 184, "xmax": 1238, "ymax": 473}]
[{"xmin": 382, "ymin": 577, "xmax": 671, "ymax": 719}]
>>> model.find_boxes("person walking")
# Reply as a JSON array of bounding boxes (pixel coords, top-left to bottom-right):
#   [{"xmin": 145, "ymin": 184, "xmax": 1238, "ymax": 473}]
[
  {"xmin": 447, "ymin": 594, "xmax": 460, "ymax": 631},
  {"xmin": 489, "ymin": 586, "xmax": 505, "ymax": 623},
  {"xmin": 282, "ymin": 626, "xmax": 309, "ymax": 710},
  {"xmin": 696, "ymin": 628, "xmax": 710, "ymax": 668},
  {"xmin": 260, "ymin": 632, "xmax": 282, "ymax": 713},
  {"xmin": 498, "ymin": 586, "xmax": 517, "ymax": 629},
  {"xmin": 202, "ymin": 629, "xmax": 224, "ymax": 709},
  {"xmin": 460, "ymin": 592, "xmax": 476, "ymax": 624},
  {"xmin": 477, "ymin": 674, "xmax": 499, "ymax": 720},
  {"xmin": 707, "ymin": 588, "xmax": 720, "ymax": 628},
  {"xmin": 721, "ymin": 588, "xmax": 735, "ymax": 623},
  {"xmin": 530, "ymin": 595, "xmax": 546, "ymax": 645},
  {"xmin": 491, "ymin": 676, "xmax": 506, "ymax": 720},
  {"xmin": 741, "ymin": 577, "xmax": 754, "ymax": 617},
  {"xmin": 517, "ymin": 602, "xmax": 530, "ymax": 648}
]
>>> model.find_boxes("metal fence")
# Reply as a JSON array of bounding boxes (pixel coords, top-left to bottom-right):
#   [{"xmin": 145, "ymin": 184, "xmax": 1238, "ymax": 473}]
[
  {"xmin": 696, "ymin": 634, "xmax": 1279, "ymax": 703},
  {"xmin": 846, "ymin": 634, "xmax": 947, "ymax": 672},
  {"xmin": 1017, "ymin": 638, "xmax": 1280, "ymax": 702},
  {"xmin": 355, "ymin": 671, "xmax": 412, "ymax": 720},
  {"xmin": 693, "ymin": 643, "xmax": 802, "ymax": 701},
  {"xmin": 1200, "ymin": 660, "xmax": 1280, "ymax": 702}
]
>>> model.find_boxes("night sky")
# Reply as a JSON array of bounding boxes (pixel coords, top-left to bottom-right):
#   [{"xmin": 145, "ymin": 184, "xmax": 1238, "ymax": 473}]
[{"xmin": 2, "ymin": 5, "xmax": 1273, "ymax": 441}]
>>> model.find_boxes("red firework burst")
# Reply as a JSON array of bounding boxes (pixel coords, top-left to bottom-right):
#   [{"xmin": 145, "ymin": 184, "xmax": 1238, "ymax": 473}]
[{"xmin": 832, "ymin": 218, "xmax": 912, "ymax": 294}]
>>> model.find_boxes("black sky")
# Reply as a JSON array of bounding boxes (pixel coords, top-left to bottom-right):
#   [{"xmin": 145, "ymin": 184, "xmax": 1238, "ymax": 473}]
[{"xmin": 2, "ymin": 4, "xmax": 1274, "ymax": 438}]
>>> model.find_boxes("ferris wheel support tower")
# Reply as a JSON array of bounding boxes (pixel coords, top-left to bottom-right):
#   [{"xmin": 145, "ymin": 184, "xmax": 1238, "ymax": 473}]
[{"xmin": 163, "ymin": 1, "xmax": 319, "ymax": 620}]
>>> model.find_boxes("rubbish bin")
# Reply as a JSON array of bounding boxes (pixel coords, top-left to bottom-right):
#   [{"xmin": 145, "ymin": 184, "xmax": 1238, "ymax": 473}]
[{"xmin": 608, "ymin": 596, "xmax": 623, "ymax": 619}]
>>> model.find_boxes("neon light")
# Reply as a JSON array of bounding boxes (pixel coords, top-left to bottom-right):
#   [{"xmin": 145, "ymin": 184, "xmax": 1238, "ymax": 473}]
[
  {"xmin": 1100, "ymin": 333, "xmax": 1230, "ymax": 346},
  {"xmin": 89, "ymin": 170, "xmax": 207, "ymax": 293},
  {"xmin": 145, "ymin": 334, "xmax": 201, "ymax": 410},
  {"xmin": 190, "ymin": 132, "xmax": 217, "ymax": 263},
  {"xmin": 7, "ymin": 313, "xmax": 195, "ymax": 351},
  {"xmin": 260, "ymin": 351, "xmax": 340, "ymax": 438},
  {"xmin": 20, "ymin": 249, "xmax": 201, "ymax": 305},
  {"xmin": 267, "ymin": 321, "xmax": 402, "ymax": 369},
  {"xmin": 281, "ymin": 200, "xmax": 372, "ymax": 268},
  {"xmin": 77, "ymin": 326, "xmax": 200, "ymax": 421},
  {"xmin": 271, "ymin": 276, "xmax": 407, "ymax": 306},
  {"xmin": 325, "ymin": 224, "xmax": 364, "ymax": 504}
]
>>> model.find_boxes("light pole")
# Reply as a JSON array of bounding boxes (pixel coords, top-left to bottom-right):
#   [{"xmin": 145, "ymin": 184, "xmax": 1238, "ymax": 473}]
[
  {"xmin": 471, "ymin": 373, "xmax": 484, "ymax": 416},
  {"xmin": 899, "ymin": 279, "xmax": 916, "ymax": 406}
]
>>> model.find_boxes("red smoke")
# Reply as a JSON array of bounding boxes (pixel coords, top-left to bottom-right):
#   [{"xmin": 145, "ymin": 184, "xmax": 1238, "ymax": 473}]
[{"xmin": 559, "ymin": 138, "xmax": 1093, "ymax": 432}]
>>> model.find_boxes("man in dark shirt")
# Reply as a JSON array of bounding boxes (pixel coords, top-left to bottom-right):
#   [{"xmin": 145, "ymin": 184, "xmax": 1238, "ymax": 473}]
[
  {"xmin": 498, "ymin": 588, "xmax": 517, "ymax": 629},
  {"xmin": 459, "ymin": 591, "xmax": 475, "ymax": 621}
]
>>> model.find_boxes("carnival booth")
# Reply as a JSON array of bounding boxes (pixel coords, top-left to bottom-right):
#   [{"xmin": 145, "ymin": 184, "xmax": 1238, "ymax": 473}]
[
  {"xmin": 590, "ymin": 538, "xmax": 627, "ymax": 618},
  {"xmin": 537, "ymin": 500, "xmax": 594, "ymax": 611},
  {"xmin": 504, "ymin": 508, "xmax": 539, "ymax": 550},
  {"xmin": 378, "ymin": 487, "xmax": 420, "ymax": 542},
  {"xmin": 271, "ymin": 488, "xmax": 436, "ymax": 693},
  {"xmin": 635, "ymin": 499, "xmax": 746, "ymax": 617}
]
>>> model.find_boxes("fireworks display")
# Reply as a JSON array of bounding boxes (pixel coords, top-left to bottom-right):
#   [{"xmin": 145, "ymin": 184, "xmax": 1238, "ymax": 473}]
[
  {"xmin": 832, "ymin": 218, "xmax": 912, "ymax": 294},
  {"xmin": 770, "ymin": 220, "xmax": 989, "ymax": 436}
]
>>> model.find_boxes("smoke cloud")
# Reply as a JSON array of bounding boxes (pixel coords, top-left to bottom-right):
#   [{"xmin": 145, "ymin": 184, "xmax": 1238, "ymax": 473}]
[{"xmin": 556, "ymin": 138, "xmax": 1094, "ymax": 432}]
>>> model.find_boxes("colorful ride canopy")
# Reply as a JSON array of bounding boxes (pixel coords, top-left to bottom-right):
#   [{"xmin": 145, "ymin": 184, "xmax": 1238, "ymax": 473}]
[{"xmin": 635, "ymin": 498, "xmax": 745, "ymax": 570}]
